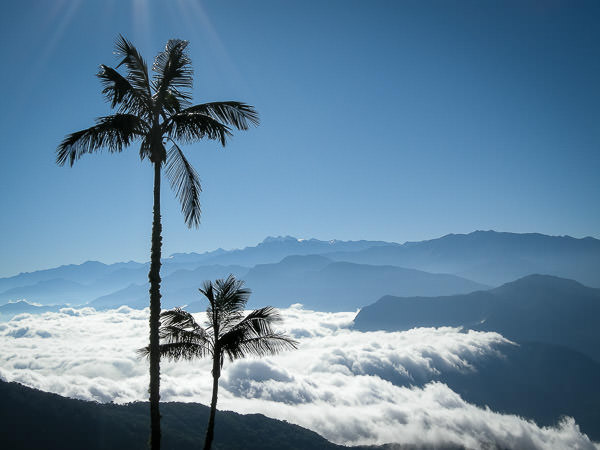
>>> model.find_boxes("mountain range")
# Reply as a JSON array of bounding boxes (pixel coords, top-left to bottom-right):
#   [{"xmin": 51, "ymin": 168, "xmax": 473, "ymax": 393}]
[
  {"xmin": 240, "ymin": 255, "xmax": 486, "ymax": 311},
  {"xmin": 90, "ymin": 256, "xmax": 485, "ymax": 312},
  {"xmin": 1, "ymin": 231, "xmax": 598, "ymax": 312},
  {"xmin": 326, "ymin": 231, "xmax": 600, "ymax": 287}
]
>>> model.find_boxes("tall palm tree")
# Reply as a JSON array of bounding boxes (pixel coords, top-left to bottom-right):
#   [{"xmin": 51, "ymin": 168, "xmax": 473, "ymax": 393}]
[
  {"xmin": 56, "ymin": 36, "xmax": 258, "ymax": 450},
  {"xmin": 143, "ymin": 275, "xmax": 297, "ymax": 450}
]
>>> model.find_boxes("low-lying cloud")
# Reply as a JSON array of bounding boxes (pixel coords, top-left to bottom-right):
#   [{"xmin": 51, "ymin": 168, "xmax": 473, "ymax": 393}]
[{"xmin": 0, "ymin": 305, "xmax": 597, "ymax": 449}]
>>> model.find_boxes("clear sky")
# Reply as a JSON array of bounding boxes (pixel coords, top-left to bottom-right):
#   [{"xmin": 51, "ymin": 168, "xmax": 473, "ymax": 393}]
[{"xmin": 0, "ymin": 0, "xmax": 599, "ymax": 277}]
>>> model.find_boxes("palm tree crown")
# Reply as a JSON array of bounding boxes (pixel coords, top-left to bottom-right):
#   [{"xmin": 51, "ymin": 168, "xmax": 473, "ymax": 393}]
[
  {"xmin": 56, "ymin": 35, "xmax": 259, "ymax": 226},
  {"xmin": 155, "ymin": 275, "xmax": 297, "ymax": 371}
]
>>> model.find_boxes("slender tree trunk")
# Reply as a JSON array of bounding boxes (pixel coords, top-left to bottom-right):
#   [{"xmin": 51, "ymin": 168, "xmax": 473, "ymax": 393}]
[
  {"xmin": 204, "ymin": 354, "xmax": 220, "ymax": 450},
  {"xmin": 148, "ymin": 161, "xmax": 162, "ymax": 450}
]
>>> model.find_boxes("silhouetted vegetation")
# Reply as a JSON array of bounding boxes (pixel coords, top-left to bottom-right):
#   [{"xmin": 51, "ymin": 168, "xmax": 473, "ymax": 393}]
[
  {"xmin": 141, "ymin": 275, "xmax": 297, "ymax": 450},
  {"xmin": 56, "ymin": 35, "xmax": 258, "ymax": 449},
  {"xmin": 0, "ymin": 379, "xmax": 380, "ymax": 450}
]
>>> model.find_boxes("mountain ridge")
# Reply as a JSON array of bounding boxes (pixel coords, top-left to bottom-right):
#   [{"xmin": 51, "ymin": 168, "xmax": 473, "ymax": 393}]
[
  {"xmin": 1, "ymin": 230, "xmax": 599, "ymax": 308},
  {"xmin": 3, "ymin": 230, "xmax": 597, "ymax": 281},
  {"xmin": 353, "ymin": 273, "xmax": 600, "ymax": 361}
]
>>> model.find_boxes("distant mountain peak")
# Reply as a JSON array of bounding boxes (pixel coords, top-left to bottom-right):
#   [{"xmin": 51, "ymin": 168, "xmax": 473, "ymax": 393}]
[
  {"xmin": 260, "ymin": 236, "xmax": 348, "ymax": 246},
  {"xmin": 495, "ymin": 274, "xmax": 588, "ymax": 292},
  {"xmin": 444, "ymin": 230, "xmax": 590, "ymax": 240},
  {"xmin": 260, "ymin": 236, "xmax": 301, "ymax": 244},
  {"xmin": 4, "ymin": 299, "xmax": 40, "ymax": 306}
]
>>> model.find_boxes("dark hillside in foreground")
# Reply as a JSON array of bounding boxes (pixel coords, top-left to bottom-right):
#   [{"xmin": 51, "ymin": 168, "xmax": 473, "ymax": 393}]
[{"xmin": 0, "ymin": 380, "xmax": 353, "ymax": 450}]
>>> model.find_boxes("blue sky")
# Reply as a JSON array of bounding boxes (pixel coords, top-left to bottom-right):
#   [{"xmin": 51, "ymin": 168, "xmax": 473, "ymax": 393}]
[{"xmin": 0, "ymin": 0, "xmax": 598, "ymax": 277}]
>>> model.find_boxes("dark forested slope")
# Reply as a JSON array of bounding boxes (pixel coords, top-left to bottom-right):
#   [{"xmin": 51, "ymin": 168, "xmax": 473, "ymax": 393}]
[{"xmin": 0, "ymin": 380, "xmax": 386, "ymax": 450}]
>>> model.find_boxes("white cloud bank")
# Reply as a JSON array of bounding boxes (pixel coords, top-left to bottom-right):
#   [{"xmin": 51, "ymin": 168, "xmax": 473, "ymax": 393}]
[{"xmin": 0, "ymin": 305, "xmax": 597, "ymax": 450}]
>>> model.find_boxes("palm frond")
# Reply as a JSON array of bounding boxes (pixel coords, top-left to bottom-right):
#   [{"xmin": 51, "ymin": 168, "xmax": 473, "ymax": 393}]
[
  {"xmin": 56, "ymin": 114, "xmax": 148, "ymax": 166},
  {"xmin": 219, "ymin": 306, "xmax": 279, "ymax": 342},
  {"xmin": 165, "ymin": 142, "xmax": 202, "ymax": 228},
  {"xmin": 159, "ymin": 324, "xmax": 209, "ymax": 345},
  {"xmin": 181, "ymin": 102, "xmax": 259, "ymax": 130},
  {"xmin": 97, "ymin": 64, "xmax": 151, "ymax": 117},
  {"xmin": 160, "ymin": 323, "xmax": 188, "ymax": 342},
  {"xmin": 218, "ymin": 305, "xmax": 297, "ymax": 363},
  {"xmin": 150, "ymin": 308, "xmax": 212, "ymax": 361},
  {"xmin": 136, "ymin": 345, "xmax": 151, "ymax": 359},
  {"xmin": 164, "ymin": 111, "xmax": 232, "ymax": 146},
  {"xmin": 200, "ymin": 280, "xmax": 222, "ymax": 333},
  {"xmin": 199, "ymin": 276, "xmax": 250, "ymax": 335},
  {"xmin": 160, "ymin": 307, "xmax": 199, "ymax": 329},
  {"xmin": 153, "ymin": 39, "xmax": 193, "ymax": 112},
  {"xmin": 138, "ymin": 342, "xmax": 209, "ymax": 361},
  {"xmin": 114, "ymin": 35, "xmax": 152, "ymax": 97},
  {"xmin": 199, "ymin": 280, "xmax": 216, "ymax": 311},
  {"xmin": 221, "ymin": 332, "xmax": 298, "ymax": 363},
  {"xmin": 162, "ymin": 91, "xmax": 186, "ymax": 116},
  {"xmin": 214, "ymin": 275, "xmax": 251, "ymax": 315},
  {"xmin": 138, "ymin": 135, "xmax": 152, "ymax": 161},
  {"xmin": 234, "ymin": 306, "xmax": 282, "ymax": 334}
]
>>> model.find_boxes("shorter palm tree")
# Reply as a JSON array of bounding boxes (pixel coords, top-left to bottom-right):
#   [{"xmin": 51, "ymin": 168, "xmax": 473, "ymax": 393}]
[{"xmin": 141, "ymin": 275, "xmax": 297, "ymax": 450}]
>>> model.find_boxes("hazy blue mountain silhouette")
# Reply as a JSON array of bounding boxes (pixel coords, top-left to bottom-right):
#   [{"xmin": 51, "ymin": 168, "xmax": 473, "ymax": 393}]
[
  {"xmin": 0, "ymin": 380, "xmax": 410, "ymax": 450},
  {"xmin": 327, "ymin": 231, "xmax": 600, "ymax": 287},
  {"xmin": 239, "ymin": 255, "xmax": 487, "ymax": 311},
  {"xmin": 2, "ymin": 231, "xmax": 598, "ymax": 307},
  {"xmin": 0, "ymin": 262, "xmax": 150, "ymax": 306},
  {"xmin": 166, "ymin": 247, "xmax": 229, "ymax": 265},
  {"xmin": 90, "ymin": 283, "xmax": 150, "ymax": 309},
  {"xmin": 0, "ymin": 237, "xmax": 394, "ymax": 306},
  {"xmin": 178, "ymin": 236, "xmax": 397, "ymax": 267},
  {"xmin": 90, "ymin": 256, "xmax": 484, "ymax": 312},
  {"xmin": 354, "ymin": 274, "xmax": 600, "ymax": 361},
  {"xmin": 0, "ymin": 278, "xmax": 89, "ymax": 304},
  {"xmin": 0, "ymin": 260, "xmax": 145, "ymax": 293},
  {"xmin": 0, "ymin": 300, "xmax": 67, "ymax": 319},
  {"xmin": 90, "ymin": 265, "xmax": 249, "ymax": 310}
]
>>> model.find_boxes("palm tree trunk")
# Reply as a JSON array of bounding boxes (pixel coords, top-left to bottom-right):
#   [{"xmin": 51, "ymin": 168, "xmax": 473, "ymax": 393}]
[
  {"xmin": 148, "ymin": 161, "xmax": 162, "ymax": 450},
  {"xmin": 203, "ymin": 355, "xmax": 220, "ymax": 450}
]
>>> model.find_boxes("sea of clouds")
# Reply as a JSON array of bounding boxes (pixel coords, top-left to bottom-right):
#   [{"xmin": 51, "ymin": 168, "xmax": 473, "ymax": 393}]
[{"xmin": 0, "ymin": 305, "xmax": 597, "ymax": 450}]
